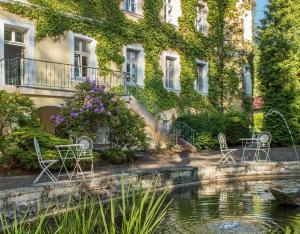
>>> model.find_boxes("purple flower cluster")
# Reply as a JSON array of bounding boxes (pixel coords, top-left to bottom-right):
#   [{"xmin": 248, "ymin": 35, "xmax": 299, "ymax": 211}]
[
  {"xmin": 84, "ymin": 96, "xmax": 94, "ymax": 111},
  {"xmin": 70, "ymin": 112, "xmax": 79, "ymax": 118},
  {"xmin": 50, "ymin": 114, "xmax": 65, "ymax": 126},
  {"xmin": 94, "ymin": 107, "xmax": 105, "ymax": 113},
  {"xmin": 85, "ymin": 78, "xmax": 106, "ymax": 94},
  {"xmin": 81, "ymin": 93, "xmax": 107, "ymax": 114}
]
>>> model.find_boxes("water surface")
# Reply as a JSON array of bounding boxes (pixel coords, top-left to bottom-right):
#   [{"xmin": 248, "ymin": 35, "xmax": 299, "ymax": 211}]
[{"xmin": 158, "ymin": 179, "xmax": 300, "ymax": 233}]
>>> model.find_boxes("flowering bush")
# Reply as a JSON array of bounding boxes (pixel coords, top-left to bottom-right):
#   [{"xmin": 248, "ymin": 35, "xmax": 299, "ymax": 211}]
[
  {"xmin": 51, "ymin": 80, "xmax": 116, "ymax": 137},
  {"xmin": 52, "ymin": 79, "xmax": 148, "ymax": 150}
]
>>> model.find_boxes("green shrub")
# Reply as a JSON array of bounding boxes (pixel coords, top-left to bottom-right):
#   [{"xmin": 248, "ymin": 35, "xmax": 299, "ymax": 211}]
[
  {"xmin": 2, "ymin": 127, "xmax": 70, "ymax": 170},
  {"xmin": 177, "ymin": 111, "xmax": 226, "ymax": 137},
  {"xmin": 0, "ymin": 90, "xmax": 70, "ymax": 170},
  {"xmin": 0, "ymin": 90, "xmax": 39, "ymax": 159},
  {"xmin": 109, "ymin": 108, "xmax": 149, "ymax": 151},
  {"xmin": 253, "ymin": 112, "xmax": 264, "ymax": 132},
  {"xmin": 103, "ymin": 148, "xmax": 134, "ymax": 164},
  {"xmin": 177, "ymin": 111, "xmax": 250, "ymax": 149},
  {"xmin": 194, "ymin": 132, "xmax": 218, "ymax": 150},
  {"xmin": 224, "ymin": 112, "xmax": 250, "ymax": 145}
]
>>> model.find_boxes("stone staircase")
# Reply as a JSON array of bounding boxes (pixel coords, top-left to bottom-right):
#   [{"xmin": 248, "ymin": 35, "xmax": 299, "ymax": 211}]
[
  {"xmin": 114, "ymin": 77, "xmax": 198, "ymax": 151},
  {"xmin": 121, "ymin": 95, "xmax": 171, "ymax": 149},
  {"xmin": 120, "ymin": 94, "xmax": 198, "ymax": 151}
]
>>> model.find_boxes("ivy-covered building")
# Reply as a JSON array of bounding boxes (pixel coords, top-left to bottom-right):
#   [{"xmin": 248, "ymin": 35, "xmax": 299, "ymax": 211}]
[{"xmin": 0, "ymin": 0, "xmax": 254, "ymax": 135}]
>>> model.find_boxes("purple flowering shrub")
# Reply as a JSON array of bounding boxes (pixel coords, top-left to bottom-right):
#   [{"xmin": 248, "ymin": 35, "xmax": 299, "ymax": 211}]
[
  {"xmin": 52, "ymin": 79, "xmax": 117, "ymax": 135},
  {"xmin": 52, "ymin": 79, "xmax": 148, "ymax": 150}
]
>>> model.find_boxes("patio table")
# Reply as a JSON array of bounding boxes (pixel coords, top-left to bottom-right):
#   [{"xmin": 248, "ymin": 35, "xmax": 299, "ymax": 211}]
[
  {"xmin": 56, "ymin": 144, "xmax": 85, "ymax": 181},
  {"xmin": 239, "ymin": 138, "xmax": 260, "ymax": 162}
]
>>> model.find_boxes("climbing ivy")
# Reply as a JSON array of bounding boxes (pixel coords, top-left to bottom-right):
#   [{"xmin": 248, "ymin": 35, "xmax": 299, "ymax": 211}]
[{"xmin": 0, "ymin": 0, "xmax": 253, "ymax": 114}]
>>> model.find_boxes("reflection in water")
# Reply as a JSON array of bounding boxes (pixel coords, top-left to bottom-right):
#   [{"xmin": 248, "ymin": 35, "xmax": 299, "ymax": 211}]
[{"xmin": 157, "ymin": 179, "xmax": 300, "ymax": 233}]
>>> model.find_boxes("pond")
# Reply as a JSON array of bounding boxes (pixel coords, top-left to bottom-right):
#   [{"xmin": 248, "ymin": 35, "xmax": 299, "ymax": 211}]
[{"xmin": 157, "ymin": 179, "xmax": 300, "ymax": 234}]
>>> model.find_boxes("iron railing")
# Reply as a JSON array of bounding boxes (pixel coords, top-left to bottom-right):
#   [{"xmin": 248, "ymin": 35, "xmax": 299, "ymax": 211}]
[
  {"xmin": 122, "ymin": 75, "xmax": 198, "ymax": 147},
  {"xmin": 173, "ymin": 121, "xmax": 198, "ymax": 146},
  {"xmin": 0, "ymin": 57, "xmax": 198, "ymax": 147},
  {"xmin": 0, "ymin": 57, "xmax": 125, "ymax": 90}
]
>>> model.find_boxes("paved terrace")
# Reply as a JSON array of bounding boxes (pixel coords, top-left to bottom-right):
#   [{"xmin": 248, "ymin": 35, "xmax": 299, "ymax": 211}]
[{"xmin": 0, "ymin": 147, "xmax": 299, "ymax": 191}]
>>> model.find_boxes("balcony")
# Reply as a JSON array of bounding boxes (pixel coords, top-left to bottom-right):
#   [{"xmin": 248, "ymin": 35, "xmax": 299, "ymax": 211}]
[{"xmin": 0, "ymin": 58, "xmax": 125, "ymax": 95}]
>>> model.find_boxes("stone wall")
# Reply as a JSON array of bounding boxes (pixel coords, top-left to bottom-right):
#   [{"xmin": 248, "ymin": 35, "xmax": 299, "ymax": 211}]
[{"xmin": 1, "ymin": 162, "xmax": 300, "ymax": 222}]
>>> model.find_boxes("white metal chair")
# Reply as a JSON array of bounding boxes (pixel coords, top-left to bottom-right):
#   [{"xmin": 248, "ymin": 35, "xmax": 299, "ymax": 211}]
[
  {"xmin": 33, "ymin": 138, "xmax": 59, "ymax": 183},
  {"xmin": 74, "ymin": 136, "xmax": 94, "ymax": 179},
  {"xmin": 218, "ymin": 133, "xmax": 237, "ymax": 164},
  {"xmin": 255, "ymin": 132, "xmax": 272, "ymax": 162},
  {"xmin": 241, "ymin": 131, "xmax": 260, "ymax": 162}
]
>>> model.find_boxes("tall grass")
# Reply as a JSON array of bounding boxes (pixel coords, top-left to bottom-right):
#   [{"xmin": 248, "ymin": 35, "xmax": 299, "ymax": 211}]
[{"xmin": 0, "ymin": 177, "xmax": 171, "ymax": 234}]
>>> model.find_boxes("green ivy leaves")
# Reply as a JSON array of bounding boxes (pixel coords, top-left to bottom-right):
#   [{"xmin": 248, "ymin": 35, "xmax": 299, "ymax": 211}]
[{"xmin": 0, "ymin": 0, "xmax": 253, "ymax": 114}]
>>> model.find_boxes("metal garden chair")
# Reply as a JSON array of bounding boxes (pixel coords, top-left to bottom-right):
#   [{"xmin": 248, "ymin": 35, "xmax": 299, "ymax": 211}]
[
  {"xmin": 218, "ymin": 133, "xmax": 237, "ymax": 164},
  {"xmin": 74, "ymin": 136, "xmax": 94, "ymax": 179},
  {"xmin": 33, "ymin": 138, "xmax": 59, "ymax": 183},
  {"xmin": 255, "ymin": 132, "xmax": 272, "ymax": 162}
]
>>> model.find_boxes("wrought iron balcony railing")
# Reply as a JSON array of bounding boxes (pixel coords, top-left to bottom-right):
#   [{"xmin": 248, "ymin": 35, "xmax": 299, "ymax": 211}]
[{"xmin": 0, "ymin": 57, "xmax": 125, "ymax": 91}]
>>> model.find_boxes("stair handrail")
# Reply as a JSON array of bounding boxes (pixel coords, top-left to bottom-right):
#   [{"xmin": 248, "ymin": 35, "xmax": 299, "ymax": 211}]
[{"xmin": 173, "ymin": 121, "xmax": 198, "ymax": 145}]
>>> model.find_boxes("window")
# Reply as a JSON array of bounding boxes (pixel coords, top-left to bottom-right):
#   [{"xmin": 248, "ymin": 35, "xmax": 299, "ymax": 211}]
[
  {"xmin": 243, "ymin": 11, "xmax": 252, "ymax": 41},
  {"xmin": 159, "ymin": 113, "xmax": 169, "ymax": 132},
  {"xmin": 126, "ymin": 50, "xmax": 138, "ymax": 83},
  {"xmin": 243, "ymin": 65, "xmax": 252, "ymax": 96},
  {"xmin": 124, "ymin": 0, "xmax": 137, "ymax": 13},
  {"xmin": 196, "ymin": 64, "xmax": 205, "ymax": 92},
  {"xmin": 162, "ymin": 0, "xmax": 181, "ymax": 26},
  {"xmin": 4, "ymin": 27, "xmax": 25, "ymax": 44},
  {"xmin": 74, "ymin": 38, "xmax": 90, "ymax": 78},
  {"xmin": 162, "ymin": 51, "xmax": 180, "ymax": 91},
  {"xmin": 165, "ymin": 58, "xmax": 175, "ymax": 89},
  {"xmin": 195, "ymin": 2, "xmax": 208, "ymax": 34},
  {"xmin": 163, "ymin": 0, "xmax": 173, "ymax": 23},
  {"xmin": 195, "ymin": 61, "xmax": 208, "ymax": 95},
  {"xmin": 124, "ymin": 44, "xmax": 145, "ymax": 86},
  {"xmin": 4, "ymin": 26, "xmax": 27, "ymax": 85}
]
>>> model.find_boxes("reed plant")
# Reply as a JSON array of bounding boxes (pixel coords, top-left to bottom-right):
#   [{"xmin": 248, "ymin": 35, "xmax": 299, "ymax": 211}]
[{"xmin": 0, "ymin": 177, "xmax": 171, "ymax": 234}]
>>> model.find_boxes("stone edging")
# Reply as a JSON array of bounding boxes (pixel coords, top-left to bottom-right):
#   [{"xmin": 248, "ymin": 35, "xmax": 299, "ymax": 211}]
[{"xmin": 0, "ymin": 161, "xmax": 300, "ymax": 221}]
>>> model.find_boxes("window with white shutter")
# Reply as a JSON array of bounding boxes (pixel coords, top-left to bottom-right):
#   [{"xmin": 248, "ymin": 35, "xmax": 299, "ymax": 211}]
[
  {"xmin": 195, "ymin": 1, "xmax": 209, "ymax": 35},
  {"xmin": 124, "ymin": 0, "xmax": 137, "ymax": 13},
  {"xmin": 195, "ymin": 60, "xmax": 208, "ymax": 95}
]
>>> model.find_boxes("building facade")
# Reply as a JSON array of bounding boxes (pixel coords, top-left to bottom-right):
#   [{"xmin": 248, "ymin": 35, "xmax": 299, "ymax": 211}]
[{"xmin": 0, "ymin": 0, "xmax": 254, "ymax": 134}]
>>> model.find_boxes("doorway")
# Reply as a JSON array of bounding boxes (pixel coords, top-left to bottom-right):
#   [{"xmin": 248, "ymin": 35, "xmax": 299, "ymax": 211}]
[{"xmin": 4, "ymin": 26, "xmax": 26, "ymax": 85}]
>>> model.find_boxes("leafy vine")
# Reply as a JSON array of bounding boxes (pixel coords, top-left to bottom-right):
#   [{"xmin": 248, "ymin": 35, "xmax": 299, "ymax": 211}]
[{"xmin": 0, "ymin": 0, "xmax": 253, "ymax": 114}]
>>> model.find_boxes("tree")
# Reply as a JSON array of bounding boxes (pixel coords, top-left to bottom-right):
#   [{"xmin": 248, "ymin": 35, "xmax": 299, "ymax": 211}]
[{"xmin": 257, "ymin": 0, "xmax": 300, "ymax": 145}]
